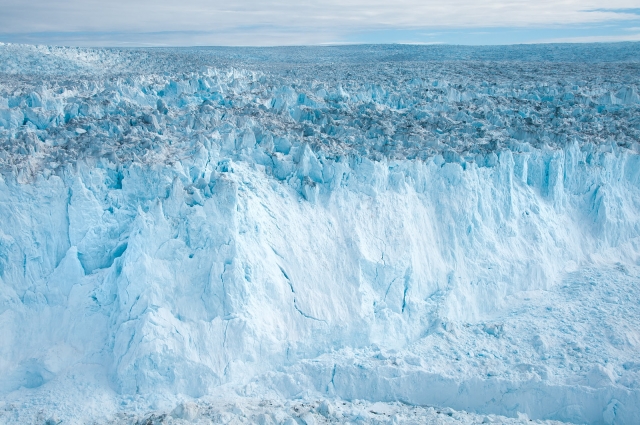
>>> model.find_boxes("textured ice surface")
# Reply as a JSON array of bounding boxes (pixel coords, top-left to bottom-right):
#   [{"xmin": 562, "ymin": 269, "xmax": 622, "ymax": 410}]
[
  {"xmin": 99, "ymin": 397, "xmax": 568, "ymax": 425},
  {"xmin": 0, "ymin": 42, "xmax": 640, "ymax": 424}
]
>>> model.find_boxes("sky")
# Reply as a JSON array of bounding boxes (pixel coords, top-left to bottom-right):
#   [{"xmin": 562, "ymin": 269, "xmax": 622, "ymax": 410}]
[{"xmin": 1, "ymin": 0, "xmax": 640, "ymax": 46}]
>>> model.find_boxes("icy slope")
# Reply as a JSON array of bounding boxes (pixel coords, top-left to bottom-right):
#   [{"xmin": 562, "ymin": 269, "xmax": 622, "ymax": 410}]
[{"xmin": 0, "ymin": 43, "xmax": 640, "ymax": 424}]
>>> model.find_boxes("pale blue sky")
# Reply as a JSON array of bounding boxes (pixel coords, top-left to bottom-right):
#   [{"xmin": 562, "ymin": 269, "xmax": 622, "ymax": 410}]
[{"xmin": 1, "ymin": 0, "xmax": 639, "ymax": 46}]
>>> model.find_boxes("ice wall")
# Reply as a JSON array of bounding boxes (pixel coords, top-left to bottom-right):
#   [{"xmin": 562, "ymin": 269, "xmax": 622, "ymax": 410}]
[
  {"xmin": 2, "ymin": 135, "xmax": 639, "ymax": 412},
  {"xmin": 1, "ymin": 43, "xmax": 639, "ymax": 423}
]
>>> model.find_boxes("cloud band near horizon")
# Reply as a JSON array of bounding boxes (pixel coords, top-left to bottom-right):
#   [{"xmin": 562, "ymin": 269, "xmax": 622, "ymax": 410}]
[{"xmin": 1, "ymin": 0, "xmax": 640, "ymax": 46}]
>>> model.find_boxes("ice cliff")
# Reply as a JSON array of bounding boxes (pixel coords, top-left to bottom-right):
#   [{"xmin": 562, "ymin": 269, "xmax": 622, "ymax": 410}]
[{"xmin": 1, "ymin": 43, "xmax": 640, "ymax": 424}]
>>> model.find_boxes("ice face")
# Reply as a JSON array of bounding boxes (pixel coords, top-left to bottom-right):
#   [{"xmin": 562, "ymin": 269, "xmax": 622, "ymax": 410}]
[{"xmin": 0, "ymin": 43, "xmax": 639, "ymax": 424}]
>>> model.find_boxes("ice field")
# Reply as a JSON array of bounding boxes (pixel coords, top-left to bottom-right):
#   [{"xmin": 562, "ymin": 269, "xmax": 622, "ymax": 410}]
[{"xmin": 0, "ymin": 42, "xmax": 640, "ymax": 424}]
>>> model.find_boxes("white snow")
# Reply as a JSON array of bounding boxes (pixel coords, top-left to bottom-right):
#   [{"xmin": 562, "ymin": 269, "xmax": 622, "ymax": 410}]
[{"xmin": 0, "ymin": 43, "xmax": 639, "ymax": 424}]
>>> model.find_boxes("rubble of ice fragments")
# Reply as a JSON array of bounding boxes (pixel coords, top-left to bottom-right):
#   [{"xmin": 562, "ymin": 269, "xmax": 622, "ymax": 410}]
[
  {"xmin": 95, "ymin": 397, "xmax": 569, "ymax": 425},
  {"xmin": 0, "ymin": 43, "xmax": 640, "ymax": 425},
  {"xmin": 1, "ymin": 43, "xmax": 639, "ymax": 181}
]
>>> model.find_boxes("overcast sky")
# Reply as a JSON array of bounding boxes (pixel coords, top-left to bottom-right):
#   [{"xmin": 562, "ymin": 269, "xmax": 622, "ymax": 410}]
[{"xmin": 1, "ymin": 0, "xmax": 639, "ymax": 46}]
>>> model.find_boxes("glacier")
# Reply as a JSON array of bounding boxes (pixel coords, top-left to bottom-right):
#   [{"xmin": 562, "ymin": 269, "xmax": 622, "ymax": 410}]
[{"xmin": 0, "ymin": 42, "xmax": 640, "ymax": 424}]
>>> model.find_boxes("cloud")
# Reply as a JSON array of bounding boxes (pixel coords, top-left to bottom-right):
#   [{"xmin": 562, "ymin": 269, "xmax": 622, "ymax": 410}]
[
  {"xmin": 1, "ymin": 0, "xmax": 640, "ymax": 46},
  {"xmin": 587, "ymin": 8, "xmax": 640, "ymax": 15}
]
